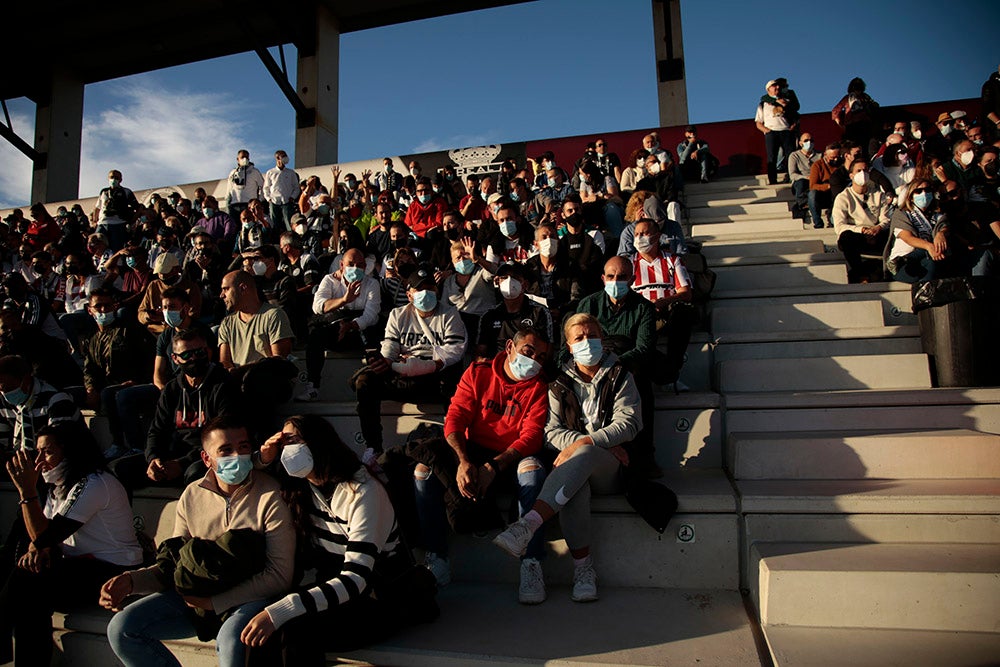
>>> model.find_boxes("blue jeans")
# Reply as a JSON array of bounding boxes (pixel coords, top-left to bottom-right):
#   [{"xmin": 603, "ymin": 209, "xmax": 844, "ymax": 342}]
[
  {"xmin": 107, "ymin": 590, "xmax": 267, "ymax": 667},
  {"xmin": 807, "ymin": 189, "xmax": 832, "ymax": 228},
  {"xmin": 97, "ymin": 224, "xmax": 128, "ymax": 251},
  {"xmin": 102, "ymin": 383, "xmax": 160, "ymax": 451},
  {"xmin": 269, "ymin": 201, "xmax": 297, "ymax": 232},
  {"xmin": 764, "ymin": 130, "xmax": 795, "ymax": 184},
  {"xmin": 414, "ymin": 452, "xmax": 547, "ymax": 560},
  {"xmin": 791, "ymin": 178, "xmax": 809, "ymax": 210}
]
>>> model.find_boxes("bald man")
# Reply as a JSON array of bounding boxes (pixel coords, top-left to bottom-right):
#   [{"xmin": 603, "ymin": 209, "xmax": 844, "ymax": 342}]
[
  {"xmin": 575, "ymin": 256, "xmax": 661, "ymax": 478},
  {"xmin": 296, "ymin": 249, "xmax": 382, "ymax": 401}
]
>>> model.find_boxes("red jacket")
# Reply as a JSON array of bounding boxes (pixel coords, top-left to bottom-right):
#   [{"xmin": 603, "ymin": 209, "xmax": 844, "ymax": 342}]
[
  {"xmin": 444, "ymin": 352, "xmax": 548, "ymax": 456},
  {"xmin": 405, "ymin": 196, "xmax": 448, "ymax": 237}
]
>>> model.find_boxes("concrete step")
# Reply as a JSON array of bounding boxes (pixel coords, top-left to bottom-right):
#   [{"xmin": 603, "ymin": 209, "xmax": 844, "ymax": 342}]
[
  {"xmin": 761, "ymin": 625, "xmax": 1000, "ymax": 667},
  {"xmin": 711, "ymin": 300, "xmax": 886, "ymax": 334},
  {"xmin": 687, "ymin": 174, "xmax": 782, "ymax": 191},
  {"xmin": 688, "ymin": 202, "xmax": 792, "ymax": 219},
  {"xmin": 690, "ymin": 218, "xmax": 803, "ymax": 237},
  {"xmin": 725, "ymin": 391, "xmax": 1000, "ymax": 434},
  {"xmin": 730, "ymin": 429, "xmax": 1000, "ymax": 480},
  {"xmin": 685, "ymin": 191, "xmax": 795, "ymax": 208},
  {"xmin": 709, "ymin": 288, "xmax": 916, "ymax": 330},
  {"xmin": 693, "ymin": 227, "xmax": 836, "ymax": 245},
  {"xmin": 716, "ymin": 354, "xmax": 932, "ymax": 393},
  {"xmin": 713, "ymin": 336, "xmax": 922, "ymax": 362},
  {"xmin": 713, "ymin": 264, "xmax": 847, "ymax": 292},
  {"xmin": 711, "ymin": 325, "xmax": 920, "ymax": 346},
  {"xmin": 712, "ymin": 252, "xmax": 843, "ymax": 268},
  {"xmin": 737, "ymin": 478, "xmax": 1000, "ymax": 514},
  {"xmin": 753, "ymin": 542, "xmax": 1000, "ymax": 632},
  {"xmin": 701, "ymin": 239, "xmax": 827, "ymax": 260}
]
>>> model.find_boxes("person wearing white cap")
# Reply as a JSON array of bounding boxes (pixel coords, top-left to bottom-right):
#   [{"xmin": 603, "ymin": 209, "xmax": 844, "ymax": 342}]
[
  {"xmin": 755, "ymin": 79, "xmax": 797, "ymax": 185},
  {"xmin": 137, "ymin": 252, "xmax": 203, "ymax": 336}
]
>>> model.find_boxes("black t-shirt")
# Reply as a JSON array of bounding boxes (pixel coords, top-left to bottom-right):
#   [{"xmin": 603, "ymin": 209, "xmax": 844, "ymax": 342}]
[{"xmin": 475, "ymin": 299, "xmax": 554, "ymax": 357}]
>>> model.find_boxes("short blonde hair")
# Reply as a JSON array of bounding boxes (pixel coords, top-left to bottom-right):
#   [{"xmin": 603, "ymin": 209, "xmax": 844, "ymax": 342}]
[{"xmin": 563, "ymin": 312, "xmax": 602, "ymax": 342}]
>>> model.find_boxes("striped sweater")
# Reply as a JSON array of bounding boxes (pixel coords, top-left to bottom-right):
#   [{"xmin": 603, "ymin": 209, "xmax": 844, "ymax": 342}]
[
  {"xmin": 265, "ymin": 468, "xmax": 400, "ymax": 629},
  {"xmin": 0, "ymin": 378, "xmax": 80, "ymax": 451}
]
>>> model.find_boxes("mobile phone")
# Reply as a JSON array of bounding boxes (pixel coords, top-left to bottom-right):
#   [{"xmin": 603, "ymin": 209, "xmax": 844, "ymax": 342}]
[{"xmin": 365, "ymin": 348, "xmax": 382, "ymax": 364}]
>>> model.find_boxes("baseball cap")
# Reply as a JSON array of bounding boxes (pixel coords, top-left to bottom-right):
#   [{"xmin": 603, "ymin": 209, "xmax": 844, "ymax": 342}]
[
  {"xmin": 766, "ymin": 79, "xmax": 779, "ymax": 90},
  {"xmin": 487, "ymin": 193, "xmax": 504, "ymax": 205},
  {"xmin": 153, "ymin": 252, "xmax": 179, "ymax": 274},
  {"xmin": 937, "ymin": 112, "xmax": 953, "ymax": 124},
  {"xmin": 496, "ymin": 261, "xmax": 529, "ymax": 280},
  {"xmin": 407, "ymin": 264, "xmax": 436, "ymax": 291}
]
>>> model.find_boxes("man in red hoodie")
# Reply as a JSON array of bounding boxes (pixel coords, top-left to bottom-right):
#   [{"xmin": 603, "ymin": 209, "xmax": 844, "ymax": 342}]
[
  {"xmin": 404, "ymin": 177, "xmax": 448, "ymax": 237},
  {"xmin": 411, "ymin": 327, "xmax": 551, "ymax": 604}
]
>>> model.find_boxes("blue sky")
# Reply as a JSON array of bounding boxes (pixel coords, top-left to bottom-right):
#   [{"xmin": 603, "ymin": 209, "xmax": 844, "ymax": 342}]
[{"xmin": 1, "ymin": 0, "xmax": 997, "ymax": 208}]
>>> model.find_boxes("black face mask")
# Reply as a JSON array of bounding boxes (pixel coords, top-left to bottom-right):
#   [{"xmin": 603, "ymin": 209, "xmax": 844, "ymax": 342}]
[
  {"xmin": 445, "ymin": 228, "xmax": 461, "ymax": 241},
  {"xmin": 64, "ymin": 264, "xmax": 81, "ymax": 275},
  {"xmin": 179, "ymin": 357, "xmax": 210, "ymax": 378},
  {"xmin": 830, "ymin": 157, "xmax": 845, "ymax": 167},
  {"xmin": 563, "ymin": 213, "xmax": 582, "ymax": 229},
  {"xmin": 393, "ymin": 239, "xmax": 408, "ymax": 250}
]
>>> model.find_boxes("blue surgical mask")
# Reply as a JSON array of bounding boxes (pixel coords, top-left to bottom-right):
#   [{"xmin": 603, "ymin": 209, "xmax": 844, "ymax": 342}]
[
  {"xmin": 802, "ymin": 140, "xmax": 813, "ymax": 151},
  {"xmin": 203, "ymin": 207, "xmax": 215, "ymax": 218},
  {"xmin": 109, "ymin": 178, "xmax": 120, "ymax": 188},
  {"xmin": 570, "ymin": 338, "xmax": 604, "ymax": 367},
  {"xmin": 164, "ymin": 309, "xmax": 184, "ymax": 328},
  {"xmin": 546, "ymin": 177, "xmax": 557, "ymax": 188},
  {"xmin": 242, "ymin": 221, "xmax": 254, "ymax": 230},
  {"xmin": 418, "ymin": 194, "xmax": 431, "ymax": 205},
  {"xmin": 215, "ymin": 454, "xmax": 252, "ymax": 485},
  {"xmin": 481, "ymin": 191, "xmax": 489, "ymax": 202},
  {"xmin": 913, "ymin": 192, "xmax": 934, "ymax": 210},
  {"xmin": 280, "ymin": 443, "xmax": 314, "ymax": 478},
  {"xmin": 412, "ymin": 289, "xmax": 437, "ymax": 313},
  {"xmin": 2, "ymin": 386, "xmax": 29, "ymax": 407},
  {"xmin": 454, "ymin": 258, "xmax": 475, "ymax": 275},
  {"xmin": 604, "ymin": 280, "xmax": 630, "ymax": 299},
  {"xmin": 93, "ymin": 311, "xmax": 116, "ymax": 327},
  {"xmin": 500, "ymin": 221, "xmax": 518, "ymax": 238},
  {"xmin": 508, "ymin": 352, "xmax": 542, "ymax": 381},
  {"xmin": 344, "ymin": 266, "xmax": 365, "ymax": 283},
  {"xmin": 316, "ymin": 204, "xmax": 330, "ymax": 215},
  {"xmin": 510, "ymin": 190, "xmax": 520, "ymax": 202},
  {"xmin": 125, "ymin": 256, "xmax": 138, "ymax": 269}
]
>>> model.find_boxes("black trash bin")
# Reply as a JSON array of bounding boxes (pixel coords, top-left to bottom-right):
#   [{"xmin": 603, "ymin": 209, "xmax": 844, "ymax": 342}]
[{"xmin": 912, "ymin": 277, "xmax": 1000, "ymax": 387}]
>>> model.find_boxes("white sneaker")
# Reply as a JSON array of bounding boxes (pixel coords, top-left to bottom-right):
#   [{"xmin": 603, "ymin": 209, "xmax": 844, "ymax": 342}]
[
  {"xmin": 423, "ymin": 552, "xmax": 451, "ymax": 586},
  {"xmin": 572, "ymin": 562, "xmax": 599, "ymax": 602},
  {"xmin": 492, "ymin": 517, "xmax": 535, "ymax": 558},
  {"xmin": 518, "ymin": 558, "xmax": 546, "ymax": 605},
  {"xmin": 295, "ymin": 381, "xmax": 319, "ymax": 402}
]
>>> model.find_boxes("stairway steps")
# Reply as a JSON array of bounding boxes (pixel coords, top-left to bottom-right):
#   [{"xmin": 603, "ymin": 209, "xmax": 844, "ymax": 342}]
[
  {"xmin": 701, "ymin": 239, "xmax": 827, "ymax": 259},
  {"xmin": 713, "ymin": 264, "xmax": 848, "ymax": 292},
  {"xmin": 716, "ymin": 354, "xmax": 932, "ymax": 393},
  {"xmin": 711, "ymin": 300, "xmax": 886, "ymax": 334},
  {"xmin": 714, "ymin": 336, "xmax": 922, "ymax": 361},
  {"xmin": 723, "ymin": 386, "xmax": 1000, "ymax": 411}
]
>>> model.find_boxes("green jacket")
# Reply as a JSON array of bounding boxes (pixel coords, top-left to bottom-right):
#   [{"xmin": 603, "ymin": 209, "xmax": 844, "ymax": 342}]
[{"xmin": 575, "ymin": 290, "xmax": 656, "ymax": 371}]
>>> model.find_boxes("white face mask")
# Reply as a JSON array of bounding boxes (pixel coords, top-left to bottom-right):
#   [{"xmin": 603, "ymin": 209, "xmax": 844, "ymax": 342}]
[
  {"xmin": 912, "ymin": 129, "xmax": 923, "ymax": 140},
  {"xmin": 238, "ymin": 157, "xmax": 249, "ymax": 167},
  {"xmin": 499, "ymin": 276, "xmax": 523, "ymax": 299},
  {"xmin": 42, "ymin": 460, "xmax": 68, "ymax": 486},
  {"xmin": 634, "ymin": 233, "xmax": 657, "ymax": 253},
  {"xmin": 852, "ymin": 171, "xmax": 868, "ymax": 186},
  {"xmin": 252, "ymin": 260, "xmax": 267, "ymax": 276},
  {"xmin": 280, "ymin": 443, "xmax": 314, "ymax": 478},
  {"xmin": 647, "ymin": 162, "xmax": 661, "ymax": 175},
  {"xmin": 537, "ymin": 237, "xmax": 558, "ymax": 257},
  {"xmin": 960, "ymin": 150, "xmax": 975, "ymax": 167}
]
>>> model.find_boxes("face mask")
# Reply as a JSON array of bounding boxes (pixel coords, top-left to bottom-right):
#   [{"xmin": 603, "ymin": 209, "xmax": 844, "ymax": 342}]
[
  {"xmin": 570, "ymin": 338, "xmax": 603, "ymax": 367},
  {"xmin": 41, "ymin": 460, "xmax": 68, "ymax": 486},
  {"xmin": 2, "ymin": 386, "xmax": 29, "ymax": 407},
  {"xmin": 384, "ymin": 165, "xmax": 393, "ymax": 174},
  {"xmin": 281, "ymin": 443, "xmax": 314, "ymax": 478},
  {"xmin": 499, "ymin": 220, "xmax": 518, "ymax": 238},
  {"xmin": 417, "ymin": 194, "xmax": 431, "ymax": 205},
  {"xmin": 940, "ymin": 124, "xmax": 953, "ymax": 137},
  {"xmin": 246, "ymin": 259, "xmax": 266, "ymax": 277},
  {"xmin": 109, "ymin": 178, "xmax": 120, "ymax": 188},
  {"xmin": 802, "ymin": 140, "xmax": 813, "ymax": 151},
  {"xmin": 913, "ymin": 192, "xmax": 934, "ymax": 210},
  {"xmin": 215, "ymin": 454, "xmax": 252, "ymax": 485},
  {"xmin": 960, "ymin": 151, "xmax": 975, "ymax": 167},
  {"xmin": 179, "ymin": 356, "xmax": 210, "ymax": 377},
  {"xmin": 344, "ymin": 265, "xmax": 365, "ymax": 283},
  {"xmin": 410, "ymin": 168, "xmax": 421, "ymax": 178},
  {"xmin": 508, "ymin": 352, "xmax": 542, "ymax": 381},
  {"xmin": 636, "ymin": 159, "xmax": 645, "ymax": 168},
  {"xmin": 604, "ymin": 280, "xmax": 630, "ymax": 299},
  {"xmin": 412, "ymin": 289, "xmax": 437, "ymax": 313},
  {"xmin": 432, "ymin": 186, "xmax": 441, "ymax": 194},
  {"xmin": 164, "ymin": 309, "xmax": 185, "ymax": 328},
  {"xmin": 454, "ymin": 258, "xmax": 475, "ymax": 275},
  {"xmin": 912, "ymin": 129, "xmax": 922, "ymax": 140},
  {"xmin": 647, "ymin": 162, "xmax": 661, "ymax": 175},
  {"xmin": 499, "ymin": 277, "xmax": 523, "ymax": 299},
  {"xmin": 563, "ymin": 213, "xmax": 581, "ymax": 228},
  {"xmin": 315, "ymin": 204, "xmax": 330, "ymax": 215},
  {"xmin": 295, "ymin": 223, "xmax": 306, "ymax": 235},
  {"xmin": 161, "ymin": 273, "xmax": 181, "ymax": 286},
  {"xmin": 445, "ymin": 173, "xmax": 455, "ymax": 181},
  {"xmin": 542, "ymin": 161, "xmax": 553, "ymax": 171},
  {"xmin": 546, "ymin": 177, "xmax": 557, "ymax": 188},
  {"xmin": 93, "ymin": 311, "xmax": 116, "ymax": 327},
  {"xmin": 510, "ymin": 190, "xmax": 520, "ymax": 202},
  {"xmin": 634, "ymin": 234, "xmax": 657, "ymax": 253},
  {"xmin": 852, "ymin": 171, "xmax": 868, "ymax": 186},
  {"xmin": 973, "ymin": 139, "xmax": 984, "ymax": 146},
  {"xmin": 538, "ymin": 237, "xmax": 558, "ymax": 257},
  {"xmin": 894, "ymin": 130, "xmax": 905, "ymax": 136},
  {"xmin": 203, "ymin": 207, "xmax": 215, "ymax": 218},
  {"xmin": 393, "ymin": 239, "xmax": 408, "ymax": 250},
  {"xmin": 481, "ymin": 191, "xmax": 489, "ymax": 202},
  {"xmin": 125, "ymin": 256, "xmax": 138, "ymax": 268},
  {"xmin": 238, "ymin": 158, "xmax": 249, "ymax": 167},
  {"xmin": 242, "ymin": 221, "xmax": 254, "ymax": 230}
]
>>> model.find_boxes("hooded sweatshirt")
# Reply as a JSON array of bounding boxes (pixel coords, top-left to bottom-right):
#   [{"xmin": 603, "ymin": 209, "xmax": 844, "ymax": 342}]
[
  {"xmin": 145, "ymin": 363, "xmax": 242, "ymax": 467},
  {"xmin": 443, "ymin": 352, "xmax": 549, "ymax": 456}
]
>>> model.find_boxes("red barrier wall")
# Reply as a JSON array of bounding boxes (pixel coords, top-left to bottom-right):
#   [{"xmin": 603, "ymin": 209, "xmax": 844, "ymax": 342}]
[{"xmin": 527, "ymin": 97, "xmax": 982, "ymax": 179}]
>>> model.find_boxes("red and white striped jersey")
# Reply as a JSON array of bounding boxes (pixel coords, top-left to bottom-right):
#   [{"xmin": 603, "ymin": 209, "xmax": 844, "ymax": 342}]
[{"xmin": 631, "ymin": 252, "xmax": 691, "ymax": 303}]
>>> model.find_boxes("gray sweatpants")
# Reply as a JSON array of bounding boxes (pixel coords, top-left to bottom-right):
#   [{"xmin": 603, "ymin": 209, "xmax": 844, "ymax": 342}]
[{"xmin": 537, "ymin": 444, "xmax": 621, "ymax": 550}]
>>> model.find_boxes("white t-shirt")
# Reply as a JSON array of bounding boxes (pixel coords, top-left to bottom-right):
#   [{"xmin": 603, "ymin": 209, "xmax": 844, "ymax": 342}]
[{"xmin": 44, "ymin": 471, "xmax": 143, "ymax": 566}]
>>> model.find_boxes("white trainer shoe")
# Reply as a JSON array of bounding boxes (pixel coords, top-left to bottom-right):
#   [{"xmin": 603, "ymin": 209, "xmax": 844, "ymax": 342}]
[
  {"xmin": 423, "ymin": 552, "xmax": 451, "ymax": 586},
  {"xmin": 572, "ymin": 562, "xmax": 599, "ymax": 602},
  {"xmin": 492, "ymin": 517, "xmax": 534, "ymax": 558},
  {"xmin": 518, "ymin": 558, "xmax": 546, "ymax": 605},
  {"xmin": 295, "ymin": 381, "xmax": 319, "ymax": 402}
]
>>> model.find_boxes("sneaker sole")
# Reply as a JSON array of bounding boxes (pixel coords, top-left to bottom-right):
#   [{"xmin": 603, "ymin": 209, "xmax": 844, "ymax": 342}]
[
  {"xmin": 571, "ymin": 592, "xmax": 599, "ymax": 603},
  {"xmin": 519, "ymin": 593, "xmax": 546, "ymax": 605},
  {"xmin": 492, "ymin": 535, "xmax": 527, "ymax": 558}
]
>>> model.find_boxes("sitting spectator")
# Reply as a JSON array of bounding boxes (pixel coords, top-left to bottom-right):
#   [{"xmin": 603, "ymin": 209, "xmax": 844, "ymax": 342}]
[
  {"xmin": 91, "ymin": 170, "xmax": 139, "ymax": 250},
  {"xmin": 534, "ymin": 168, "xmax": 576, "ymax": 218},
  {"xmin": 971, "ymin": 147, "xmax": 1000, "ymax": 207},
  {"xmin": 27, "ymin": 251, "xmax": 61, "ymax": 304},
  {"xmin": 101, "ymin": 416, "xmax": 295, "ymax": 667},
  {"xmin": 833, "ymin": 158, "xmax": 892, "ymax": 284},
  {"xmin": 296, "ymin": 248, "xmax": 381, "ymax": 402},
  {"xmin": 364, "ymin": 201, "xmax": 398, "ymax": 265},
  {"xmin": 218, "ymin": 270, "xmax": 295, "ymax": 369},
  {"xmin": 278, "ymin": 231, "xmax": 322, "ymax": 340},
  {"xmin": 405, "ymin": 177, "xmax": 448, "ymax": 237},
  {"xmin": 246, "ymin": 415, "xmax": 435, "ymax": 661},
  {"xmin": 379, "ymin": 246, "xmax": 418, "ymax": 322},
  {"xmin": 942, "ymin": 139, "xmax": 978, "ymax": 193},
  {"xmin": 104, "ymin": 244, "xmax": 153, "ymax": 315},
  {"xmin": 925, "ymin": 112, "xmax": 960, "ymax": 161},
  {"xmin": 0, "ymin": 355, "xmax": 80, "ymax": 453},
  {"xmin": 938, "ymin": 180, "xmax": 996, "ymax": 277},
  {"xmin": 635, "ymin": 152, "xmax": 679, "ymax": 207},
  {"xmin": 627, "ymin": 219, "xmax": 694, "ymax": 392},
  {"xmin": 0, "ymin": 306, "xmax": 82, "ymax": 390},
  {"xmin": 440, "ymin": 237, "xmax": 497, "ymax": 340},
  {"xmin": 577, "ymin": 161, "xmax": 626, "ymax": 242},
  {"xmin": 618, "ymin": 190, "xmax": 686, "ymax": 256},
  {"xmin": 475, "ymin": 262, "xmax": 553, "ymax": 360},
  {"xmin": 485, "ymin": 204, "xmax": 534, "ymax": 265},
  {"xmin": 885, "ymin": 179, "xmax": 956, "ymax": 283},
  {"xmin": 87, "ymin": 233, "xmax": 114, "ymax": 275},
  {"xmin": 492, "ymin": 314, "xmax": 641, "ymax": 603},
  {"xmin": 325, "ymin": 223, "xmax": 374, "ymax": 276},
  {"xmin": 196, "ymin": 195, "xmax": 237, "ymax": 255},
  {"xmin": 152, "ymin": 286, "xmax": 217, "ymax": 390},
  {"xmin": 297, "ymin": 193, "xmax": 334, "ymax": 257},
  {"xmin": 251, "ymin": 244, "xmax": 296, "ymax": 318},
  {"xmin": 372, "ymin": 157, "xmax": 404, "ymax": 199},
  {"xmin": 2, "ymin": 422, "xmax": 142, "ymax": 666},
  {"xmin": 110, "ymin": 329, "xmax": 242, "ymax": 490},
  {"xmin": 352, "ymin": 266, "xmax": 467, "ymax": 454},
  {"xmin": 560, "ymin": 197, "xmax": 605, "ymax": 296},
  {"xmin": 808, "ymin": 143, "xmax": 843, "ymax": 229},
  {"xmin": 23, "ymin": 203, "xmax": 61, "ymax": 252},
  {"xmin": 830, "ymin": 140, "xmax": 893, "ymax": 201},
  {"xmin": 525, "ymin": 223, "xmax": 576, "ymax": 317},
  {"xmin": 426, "ymin": 210, "xmax": 472, "ymax": 271},
  {"xmin": 148, "ymin": 225, "xmax": 185, "ymax": 270},
  {"xmin": 676, "ymin": 125, "xmax": 715, "ymax": 183},
  {"xmin": 508, "ymin": 177, "xmax": 540, "ymax": 226},
  {"xmin": 1, "ymin": 272, "xmax": 64, "ymax": 341},
  {"xmin": 788, "ymin": 132, "xmax": 821, "ymax": 219},
  {"xmin": 872, "ymin": 139, "xmax": 916, "ymax": 204},
  {"xmin": 138, "ymin": 252, "xmax": 202, "ymax": 338},
  {"xmin": 412, "ymin": 329, "xmax": 550, "ymax": 601},
  {"xmin": 459, "ymin": 175, "xmax": 488, "ymax": 226},
  {"xmin": 619, "ymin": 148, "xmax": 651, "ymax": 194},
  {"xmin": 235, "ymin": 208, "xmax": 267, "ymax": 255},
  {"xmin": 183, "ymin": 230, "xmax": 228, "ymax": 322},
  {"xmin": 54, "ymin": 253, "xmax": 102, "ymax": 349}
]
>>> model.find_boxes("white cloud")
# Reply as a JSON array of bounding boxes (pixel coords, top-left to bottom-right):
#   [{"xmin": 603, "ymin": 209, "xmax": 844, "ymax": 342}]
[
  {"xmin": 0, "ymin": 109, "xmax": 35, "ymax": 209},
  {"xmin": 412, "ymin": 133, "xmax": 498, "ymax": 153}
]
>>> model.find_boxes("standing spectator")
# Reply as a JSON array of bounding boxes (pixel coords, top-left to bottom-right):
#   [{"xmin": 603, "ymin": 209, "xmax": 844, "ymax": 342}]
[
  {"xmin": 263, "ymin": 149, "xmax": 300, "ymax": 232},
  {"xmin": 755, "ymin": 79, "xmax": 797, "ymax": 185},
  {"xmin": 372, "ymin": 157, "xmax": 404, "ymax": 199},
  {"xmin": 676, "ymin": 125, "xmax": 715, "ymax": 184},
  {"xmin": 831, "ymin": 77, "xmax": 879, "ymax": 151},
  {"xmin": 226, "ymin": 150, "xmax": 264, "ymax": 219},
  {"xmin": 91, "ymin": 169, "xmax": 138, "ymax": 250},
  {"xmin": 808, "ymin": 144, "xmax": 843, "ymax": 229},
  {"xmin": 195, "ymin": 196, "xmax": 237, "ymax": 256},
  {"xmin": 788, "ymin": 132, "xmax": 821, "ymax": 219},
  {"xmin": 981, "ymin": 64, "xmax": 1000, "ymax": 139}
]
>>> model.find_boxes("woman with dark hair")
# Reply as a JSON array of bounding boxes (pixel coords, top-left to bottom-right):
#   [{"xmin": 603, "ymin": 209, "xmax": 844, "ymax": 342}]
[
  {"xmin": 832, "ymin": 77, "xmax": 880, "ymax": 149},
  {"xmin": 619, "ymin": 148, "xmax": 650, "ymax": 194},
  {"xmin": 241, "ymin": 415, "xmax": 434, "ymax": 664},
  {"xmin": 2, "ymin": 421, "xmax": 142, "ymax": 665}
]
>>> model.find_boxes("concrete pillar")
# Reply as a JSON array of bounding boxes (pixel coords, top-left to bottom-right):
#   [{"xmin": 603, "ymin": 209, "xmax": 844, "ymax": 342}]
[
  {"xmin": 295, "ymin": 5, "xmax": 339, "ymax": 167},
  {"xmin": 652, "ymin": 0, "xmax": 689, "ymax": 128},
  {"xmin": 31, "ymin": 71, "xmax": 85, "ymax": 203}
]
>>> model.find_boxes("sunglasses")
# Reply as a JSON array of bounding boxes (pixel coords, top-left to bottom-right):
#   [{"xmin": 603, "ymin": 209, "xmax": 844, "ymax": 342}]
[
  {"xmin": 173, "ymin": 347, "xmax": 208, "ymax": 361},
  {"xmin": 912, "ymin": 187, "xmax": 931, "ymax": 194}
]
